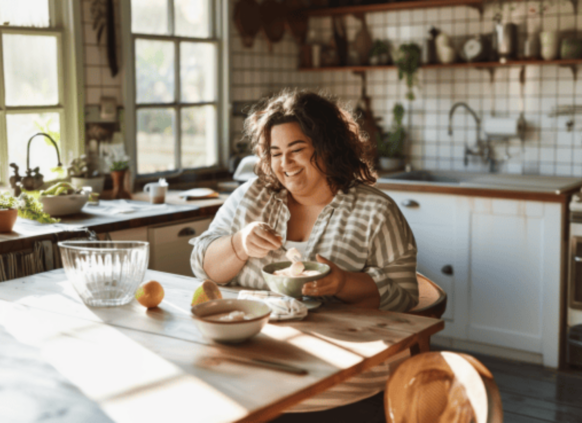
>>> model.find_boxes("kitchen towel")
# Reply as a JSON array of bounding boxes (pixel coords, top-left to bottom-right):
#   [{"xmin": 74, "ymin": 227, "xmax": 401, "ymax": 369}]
[
  {"xmin": 237, "ymin": 290, "xmax": 308, "ymax": 321},
  {"xmin": 482, "ymin": 116, "xmax": 525, "ymax": 138}
]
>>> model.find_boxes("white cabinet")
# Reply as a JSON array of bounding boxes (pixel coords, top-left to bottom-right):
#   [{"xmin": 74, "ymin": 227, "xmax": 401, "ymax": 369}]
[
  {"xmin": 148, "ymin": 218, "xmax": 212, "ymax": 277},
  {"xmin": 104, "ymin": 217, "xmax": 212, "ymax": 278},
  {"xmin": 384, "ymin": 190, "xmax": 563, "ymax": 367}
]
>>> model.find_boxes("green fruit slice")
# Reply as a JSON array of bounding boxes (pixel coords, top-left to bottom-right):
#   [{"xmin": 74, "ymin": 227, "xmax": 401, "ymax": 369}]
[{"xmin": 191, "ymin": 280, "xmax": 222, "ymax": 306}]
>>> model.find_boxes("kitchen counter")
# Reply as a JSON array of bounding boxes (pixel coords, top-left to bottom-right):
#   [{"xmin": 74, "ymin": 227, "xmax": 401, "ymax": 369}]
[
  {"xmin": 376, "ymin": 172, "xmax": 582, "ymax": 203},
  {"xmin": 0, "ymin": 193, "xmax": 227, "ymax": 255}
]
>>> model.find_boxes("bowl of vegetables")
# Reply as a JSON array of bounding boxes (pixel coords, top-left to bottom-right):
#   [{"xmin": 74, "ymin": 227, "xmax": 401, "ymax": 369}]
[{"xmin": 39, "ymin": 182, "xmax": 89, "ymax": 216}]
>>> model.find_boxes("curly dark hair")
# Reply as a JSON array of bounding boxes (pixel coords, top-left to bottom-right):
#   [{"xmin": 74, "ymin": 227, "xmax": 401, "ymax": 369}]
[{"xmin": 242, "ymin": 89, "xmax": 377, "ymax": 194}]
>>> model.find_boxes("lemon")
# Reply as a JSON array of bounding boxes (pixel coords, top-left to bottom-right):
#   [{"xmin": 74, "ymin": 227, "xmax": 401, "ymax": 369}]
[
  {"xmin": 135, "ymin": 280, "xmax": 164, "ymax": 308},
  {"xmin": 191, "ymin": 280, "xmax": 222, "ymax": 306}
]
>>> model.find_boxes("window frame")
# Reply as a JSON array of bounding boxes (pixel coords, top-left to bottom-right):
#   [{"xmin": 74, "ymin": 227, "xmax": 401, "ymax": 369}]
[
  {"xmin": 0, "ymin": 0, "xmax": 84, "ymax": 186},
  {"xmin": 121, "ymin": 0, "xmax": 230, "ymax": 180}
]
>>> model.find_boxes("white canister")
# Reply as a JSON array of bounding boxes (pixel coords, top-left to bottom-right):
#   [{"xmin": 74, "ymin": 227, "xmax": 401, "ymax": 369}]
[{"xmin": 540, "ymin": 31, "xmax": 560, "ymax": 61}]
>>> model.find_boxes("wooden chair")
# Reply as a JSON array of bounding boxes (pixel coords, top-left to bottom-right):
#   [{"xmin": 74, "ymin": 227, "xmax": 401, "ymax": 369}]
[
  {"xmin": 405, "ymin": 272, "xmax": 447, "ymax": 355},
  {"xmin": 384, "ymin": 351, "xmax": 503, "ymax": 423},
  {"xmin": 407, "ymin": 272, "xmax": 448, "ymax": 319}
]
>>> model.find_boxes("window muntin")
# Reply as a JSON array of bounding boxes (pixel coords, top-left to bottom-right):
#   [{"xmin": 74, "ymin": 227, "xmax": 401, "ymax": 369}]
[
  {"xmin": 0, "ymin": 2, "xmax": 72, "ymax": 186},
  {"xmin": 130, "ymin": 0, "xmax": 219, "ymax": 176}
]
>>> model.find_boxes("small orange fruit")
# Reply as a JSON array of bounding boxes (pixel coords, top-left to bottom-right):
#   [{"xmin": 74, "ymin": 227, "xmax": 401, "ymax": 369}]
[
  {"xmin": 135, "ymin": 280, "xmax": 164, "ymax": 308},
  {"xmin": 191, "ymin": 280, "xmax": 222, "ymax": 306}
]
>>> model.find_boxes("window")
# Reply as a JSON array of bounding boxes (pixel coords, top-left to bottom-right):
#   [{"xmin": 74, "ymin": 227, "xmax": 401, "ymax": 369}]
[
  {"xmin": 125, "ymin": 0, "xmax": 226, "ymax": 177},
  {"xmin": 0, "ymin": 0, "xmax": 83, "ymax": 186}
]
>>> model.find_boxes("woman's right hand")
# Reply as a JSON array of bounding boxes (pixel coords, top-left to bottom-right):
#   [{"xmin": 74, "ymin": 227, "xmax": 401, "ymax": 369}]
[{"xmin": 238, "ymin": 222, "xmax": 282, "ymax": 258}]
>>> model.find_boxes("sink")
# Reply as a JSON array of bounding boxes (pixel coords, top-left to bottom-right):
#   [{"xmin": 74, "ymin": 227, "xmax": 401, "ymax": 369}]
[
  {"xmin": 377, "ymin": 170, "xmax": 582, "ymax": 193},
  {"xmin": 377, "ymin": 170, "xmax": 477, "ymax": 185}
]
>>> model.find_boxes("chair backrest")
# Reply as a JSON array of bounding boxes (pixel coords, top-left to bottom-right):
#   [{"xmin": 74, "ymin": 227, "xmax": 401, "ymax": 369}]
[
  {"xmin": 385, "ymin": 351, "xmax": 503, "ymax": 423},
  {"xmin": 406, "ymin": 272, "xmax": 447, "ymax": 319}
]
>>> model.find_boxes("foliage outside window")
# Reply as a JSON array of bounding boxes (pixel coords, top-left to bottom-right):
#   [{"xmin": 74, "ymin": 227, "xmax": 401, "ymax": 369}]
[{"xmin": 130, "ymin": 0, "xmax": 220, "ymax": 176}]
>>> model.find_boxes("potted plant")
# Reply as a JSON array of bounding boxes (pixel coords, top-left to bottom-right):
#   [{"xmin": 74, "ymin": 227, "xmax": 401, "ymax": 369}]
[
  {"xmin": 378, "ymin": 103, "xmax": 406, "ymax": 171},
  {"xmin": 0, "ymin": 191, "xmax": 59, "ymax": 232},
  {"xmin": 369, "ymin": 40, "xmax": 390, "ymax": 65},
  {"xmin": 394, "ymin": 43, "xmax": 421, "ymax": 101},
  {"xmin": 68, "ymin": 155, "xmax": 105, "ymax": 194},
  {"xmin": 109, "ymin": 157, "xmax": 131, "ymax": 199}
]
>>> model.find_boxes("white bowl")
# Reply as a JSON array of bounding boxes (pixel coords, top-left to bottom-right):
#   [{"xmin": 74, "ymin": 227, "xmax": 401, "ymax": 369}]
[
  {"xmin": 191, "ymin": 299, "xmax": 271, "ymax": 343},
  {"xmin": 40, "ymin": 194, "xmax": 88, "ymax": 216}
]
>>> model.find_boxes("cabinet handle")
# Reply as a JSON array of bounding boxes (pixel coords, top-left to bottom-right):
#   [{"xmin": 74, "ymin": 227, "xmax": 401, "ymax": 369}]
[
  {"xmin": 178, "ymin": 227, "xmax": 196, "ymax": 237},
  {"xmin": 401, "ymin": 199, "xmax": 419, "ymax": 208},
  {"xmin": 441, "ymin": 265, "xmax": 454, "ymax": 275},
  {"xmin": 575, "ymin": 256, "xmax": 582, "ymax": 262}
]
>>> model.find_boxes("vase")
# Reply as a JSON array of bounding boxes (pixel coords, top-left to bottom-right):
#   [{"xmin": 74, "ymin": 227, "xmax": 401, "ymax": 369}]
[
  {"xmin": 111, "ymin": 170, "xmax": 131, "ymax": 200},
  {"xmin": 540, "ymin": 31, "xmax": 559, "ymax": 61},
  {"xmin": 71, "ymin": 176, "xmax": 105, "ymax": 194},
  {"xmin": 0, "ymin": 208, "xmax": 18, "ymax": 233}
]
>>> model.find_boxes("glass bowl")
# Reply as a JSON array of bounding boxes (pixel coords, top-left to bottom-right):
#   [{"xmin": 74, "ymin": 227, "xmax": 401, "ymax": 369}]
[{"xmin": 59, "ymin": 241, "xmax": 149, "ymax": 307}]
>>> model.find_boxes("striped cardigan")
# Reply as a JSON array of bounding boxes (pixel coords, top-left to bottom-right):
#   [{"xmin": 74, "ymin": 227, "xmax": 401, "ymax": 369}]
[{"xmin": 190, "ymin": 178, "xmax": 419, "ymax": 312}]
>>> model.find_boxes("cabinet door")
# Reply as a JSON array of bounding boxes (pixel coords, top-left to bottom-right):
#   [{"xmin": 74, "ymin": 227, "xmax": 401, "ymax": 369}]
[
  {"xmin": 383, "ymin": 191, "xmax": 459, "ymax": 327},
  {"xmin": 466, "ymin": 198, "xmax": 561, "ymax": 367},
  {"xmin": 148, "ymin": 218, "xmax": 212, "ymax": 277}
]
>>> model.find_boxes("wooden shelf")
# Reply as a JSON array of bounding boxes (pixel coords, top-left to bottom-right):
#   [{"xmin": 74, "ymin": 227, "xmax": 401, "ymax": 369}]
[
  {"xmin": 298, "ymin": 59, "xmax": 582, "ymax": 72},
  {"xmin": 303, "ymin": 0, "xmax": 483, "ymax": 16}
]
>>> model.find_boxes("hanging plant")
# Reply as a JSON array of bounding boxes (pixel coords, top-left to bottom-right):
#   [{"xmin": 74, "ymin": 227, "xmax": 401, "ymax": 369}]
[{"xmin": 395, "ymin": 43, "xmax": 421, "ymax": 101}]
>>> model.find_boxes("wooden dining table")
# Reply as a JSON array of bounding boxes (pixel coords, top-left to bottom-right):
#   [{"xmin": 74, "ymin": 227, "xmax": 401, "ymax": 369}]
[{"xmin": 0, "ymin": 269, "xmax": 444, "ymax": 423}]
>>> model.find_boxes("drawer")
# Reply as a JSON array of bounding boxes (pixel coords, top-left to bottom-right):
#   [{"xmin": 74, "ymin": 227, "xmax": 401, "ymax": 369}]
[
  {"xmin": 383, "ymin": 191, "xmax": 455, "ymax": 227},
  {"xmin": 148, "ymin": 218, "xmax": 212, "ymax": 277}
]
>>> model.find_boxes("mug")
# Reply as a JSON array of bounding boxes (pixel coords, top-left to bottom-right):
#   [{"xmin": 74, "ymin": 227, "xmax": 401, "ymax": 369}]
[{"xmin": 143, "ymin": 182, "xmax": 167, "ymax": 204}]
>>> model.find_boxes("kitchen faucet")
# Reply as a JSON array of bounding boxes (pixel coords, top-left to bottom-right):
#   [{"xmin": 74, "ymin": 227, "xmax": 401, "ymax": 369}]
[
  {"xmin": 448, "ymin": 102, "xmax": 488, "ymax": 168},
  {"xmin": 9, "ymin": 132, "xmax": 63, "ymax": 192}
]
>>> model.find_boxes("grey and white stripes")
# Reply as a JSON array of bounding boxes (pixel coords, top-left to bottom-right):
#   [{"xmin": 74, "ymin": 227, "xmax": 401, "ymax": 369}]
[
  {"xmin": 190, "ymin": 178, "xmax": 419, "ymax": 411},
  {"xmin": 190, "ymin": 178, "xmax": 419, "ymax": 312}
]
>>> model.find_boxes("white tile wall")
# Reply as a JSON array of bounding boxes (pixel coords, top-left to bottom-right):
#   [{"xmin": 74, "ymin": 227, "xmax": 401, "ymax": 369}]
[
  {"xmin": 82, "ymin": 0, "xmax": 123, "ymax": 106},
  {"xmin": 230, "ymin": 0, "xmax": 582, "ymax": 176}
]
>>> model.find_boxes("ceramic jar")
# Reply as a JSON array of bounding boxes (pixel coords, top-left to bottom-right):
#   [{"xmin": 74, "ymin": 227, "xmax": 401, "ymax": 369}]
[{"xmin": 540, "ymin": 31, "xmax": 560, "ymax": 60}]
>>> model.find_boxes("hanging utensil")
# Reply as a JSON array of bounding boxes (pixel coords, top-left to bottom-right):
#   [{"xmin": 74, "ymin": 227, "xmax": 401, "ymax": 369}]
[
  {"xmin": 234, "ymin": 0, "xmax": 261, "ymax": 48},
  {"xmin": 260, "ymin": 0, "xmax": 287, "ymax": 52}
]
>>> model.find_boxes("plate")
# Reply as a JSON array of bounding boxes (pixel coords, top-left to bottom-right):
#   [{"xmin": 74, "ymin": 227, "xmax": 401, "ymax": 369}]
[{"xmin": 300, "ymin": 297, "xmax": 322, "ymax": 310}]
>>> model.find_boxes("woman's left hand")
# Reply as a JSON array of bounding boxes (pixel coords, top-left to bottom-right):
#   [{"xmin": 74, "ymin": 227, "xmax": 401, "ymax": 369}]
[{"xmin": 301, "ymin": 254, "xmax": 347, "ymax": 297}]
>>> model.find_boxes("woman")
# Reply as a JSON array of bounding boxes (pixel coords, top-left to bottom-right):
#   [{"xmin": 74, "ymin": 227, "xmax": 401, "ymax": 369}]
[{"xmin": 190, "ymin": 89, "xmax": 418, "ymax": 412}]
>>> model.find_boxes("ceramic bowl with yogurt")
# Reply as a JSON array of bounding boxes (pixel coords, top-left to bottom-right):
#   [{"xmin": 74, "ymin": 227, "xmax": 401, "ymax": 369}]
[
  {"xmin": 261, "ymin": 261, "xmax": 331, "ymax": 298},
  {"xmin": 191, "ymin": 299, "xmax": 271, "ymax": 343}
]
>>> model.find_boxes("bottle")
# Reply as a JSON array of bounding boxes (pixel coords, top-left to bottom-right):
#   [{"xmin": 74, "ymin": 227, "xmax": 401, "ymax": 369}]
[{"xmin": 422, "ymin": 27, "xmax": 439, "ymax": 65}]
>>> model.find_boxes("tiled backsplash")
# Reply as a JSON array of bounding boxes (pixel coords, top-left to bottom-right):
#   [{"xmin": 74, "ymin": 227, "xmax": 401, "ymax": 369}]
[
  {"xmin": 230, "ymin": 0, "xmax": 582, "ymax": 176},
  {"xmin": 82, "ymin": 0, "xmax": 123, "ymax": 107}
]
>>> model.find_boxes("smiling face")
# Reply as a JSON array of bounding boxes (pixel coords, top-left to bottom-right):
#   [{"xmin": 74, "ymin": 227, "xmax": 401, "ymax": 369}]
[{"xmin": 269, "ymin": 122, "xmax": 330, "ymax": 201}]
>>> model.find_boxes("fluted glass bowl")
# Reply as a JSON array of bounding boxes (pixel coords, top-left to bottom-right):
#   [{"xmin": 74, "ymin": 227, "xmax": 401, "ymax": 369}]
[{"xmin": 58, "ymin": 241, "xmax": 149, "ymax": 307}]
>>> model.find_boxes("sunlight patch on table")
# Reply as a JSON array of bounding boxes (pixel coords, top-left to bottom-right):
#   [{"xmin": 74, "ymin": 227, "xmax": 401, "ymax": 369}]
[
  {"xmin": 0, "ymin": 303, "xmax": 249, "ymax": 423},
  {"xmin": 288, "ymin": 335, "xmax": 362, "ymax": 369}
]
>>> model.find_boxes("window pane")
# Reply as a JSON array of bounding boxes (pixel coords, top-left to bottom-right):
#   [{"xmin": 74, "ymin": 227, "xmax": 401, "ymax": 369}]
[
  {"xmin": 0, "ymin": 0, "xmax": 49, "ymax": 27},
  {"xmin": 136, "ymin": 39, "xmax": 175, "ymax": 104},
  {"xmin": 3, "ymin": 34, "xmax": 59, "ymax": 106},
  {"xmin": 131, "ymin": 0, "xmax": 168, "ymax": 35},
  {"xmin": 7, "ymin": 113, "xmax": 62, "ymax": 182},
  {"xmin": 181, "ymin": 106, "xmax": 216, "ymax": 169},
  {"xmin": 180, "ymin": 42, "xmax": 216, "ymax": 103},
  {"xmin": 175, "ymin": 0, "xmax": 211, "ymax": 38},
  {"xmin": 137, "ymin": 108, "xmax": 176, "ymax": 174}
]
